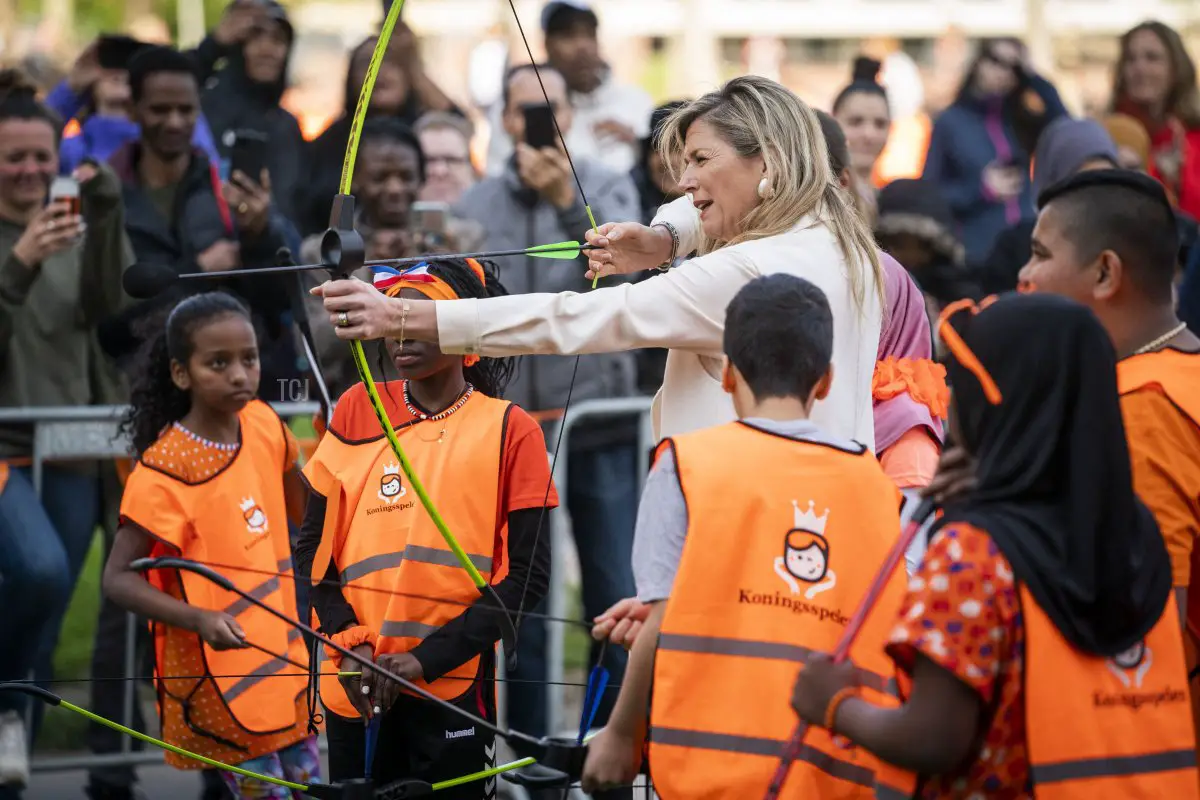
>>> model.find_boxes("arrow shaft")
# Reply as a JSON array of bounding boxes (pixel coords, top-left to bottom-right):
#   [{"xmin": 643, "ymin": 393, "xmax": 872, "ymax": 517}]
[{"xmin": 175, "ymin": 244, "xmax": 593, "ymax": 284}]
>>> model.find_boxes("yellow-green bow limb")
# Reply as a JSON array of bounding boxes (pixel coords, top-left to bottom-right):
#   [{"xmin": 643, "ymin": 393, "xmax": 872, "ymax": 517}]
[{"xmin": 333, "ymin": 0, "xmax": 491, "ymax": 594}]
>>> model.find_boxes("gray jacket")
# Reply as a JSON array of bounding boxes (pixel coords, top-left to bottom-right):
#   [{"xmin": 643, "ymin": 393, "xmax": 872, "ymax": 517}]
[{"xmin": 453, "ymin": 157, "xmax": 641, "ymax": 416}]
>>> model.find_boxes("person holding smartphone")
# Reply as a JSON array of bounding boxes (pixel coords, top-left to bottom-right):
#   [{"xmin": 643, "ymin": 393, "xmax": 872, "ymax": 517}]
[
  {"xmin": 0, "ymin": 76, "xmax": 130, "ymax": 797},
  {"xmin": 450, "ymin": 61, "xmax": 642, "ymax": 783}
]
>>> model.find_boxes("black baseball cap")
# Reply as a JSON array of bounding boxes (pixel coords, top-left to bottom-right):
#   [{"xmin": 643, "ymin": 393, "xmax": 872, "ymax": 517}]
[{"xmin": 540, "ymin": 0, "xmax": 598, "ymax": 34}]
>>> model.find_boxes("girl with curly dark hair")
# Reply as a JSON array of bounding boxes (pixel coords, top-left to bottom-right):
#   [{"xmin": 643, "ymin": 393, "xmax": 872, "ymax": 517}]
[
  {"xmin": 295, "ymin": 258, "xmax": 554, "ymax": 793},
  {"xmin": 103, "ymin": 291, "xmax": 319, "ymax": 797}
]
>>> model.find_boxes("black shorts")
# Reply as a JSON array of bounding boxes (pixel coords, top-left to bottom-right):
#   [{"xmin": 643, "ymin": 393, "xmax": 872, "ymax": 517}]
[{"xmin": 325, "ymin": 680, "xmax": 498, "ymax": 800}]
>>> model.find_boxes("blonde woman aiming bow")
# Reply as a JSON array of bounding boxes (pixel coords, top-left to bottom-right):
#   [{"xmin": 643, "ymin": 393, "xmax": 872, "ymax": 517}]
[{"xmin": 313, "ymin": 76, "xmax": 884, "ymax": 446}]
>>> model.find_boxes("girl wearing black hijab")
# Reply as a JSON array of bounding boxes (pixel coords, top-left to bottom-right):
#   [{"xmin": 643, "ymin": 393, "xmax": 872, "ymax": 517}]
[{"xmin": 791, "ymin": 293, "xmax": 1194, "ymax": 797}]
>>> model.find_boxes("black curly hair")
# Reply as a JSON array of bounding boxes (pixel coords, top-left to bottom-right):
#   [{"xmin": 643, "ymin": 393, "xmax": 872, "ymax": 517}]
[
  {"xmin": 375, "ymin": 257, "xmax": 516, "ymax": 400},
  {"xmin": 121, "ymin": 292, "xmax": 253, "ymax": 456}
]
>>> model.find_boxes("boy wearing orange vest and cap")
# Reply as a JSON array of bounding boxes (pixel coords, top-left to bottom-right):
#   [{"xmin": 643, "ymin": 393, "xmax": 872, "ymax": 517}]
[
  {"xmin": 581, "ymin": 274, "xmax": 915, "ymax": 799},
  {"xmin": 1018, "ymin": 169, "xmax": 1200, "ymax": 738}
]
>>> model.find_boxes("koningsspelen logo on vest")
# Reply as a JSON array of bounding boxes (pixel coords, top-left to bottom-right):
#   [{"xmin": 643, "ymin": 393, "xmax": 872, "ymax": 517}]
[
  {"xmin": 240, "ymin": 496, "xmax": 268, "ymax": 536},
  {"xmin": 1094, "ymin": 639, "xmax": 1189, "ymax": 710},
  {"xmin": 738, "ymin": 499, "xmax": 849, "ymax": 625},
  {"xmin": 368, "ymin": 461, "xmax": 416, "ymax": 516}
]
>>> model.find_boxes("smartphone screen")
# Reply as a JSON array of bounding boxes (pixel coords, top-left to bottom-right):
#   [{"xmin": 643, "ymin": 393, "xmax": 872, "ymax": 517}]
[
  {"xmin": 50, "ymin": 177, "xmax": 80, "ymax": 216},
  {"xmin": 522, "ymin": 103, "xmax": 558, "ymax": 151},
  {"xmin": 98, "ymin": 35, "xmax": 148, "ymax": 70},
  {"xmin": 230, "ymin": 130, "xmax": 270, "ymax": 182},
  {"xmin": 411, "ymin": 202, "xmax": 448, "ymax": 235}
]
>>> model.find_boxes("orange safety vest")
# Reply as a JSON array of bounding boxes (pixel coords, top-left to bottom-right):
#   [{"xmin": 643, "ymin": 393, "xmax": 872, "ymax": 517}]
[
  {"xmin": 1118, "ymin": 347, "xmax": 1200, "ymax": 752},
  {"xmin": 122, "ymin": 400, "xmax": 308, "ymax": 736},
  {"xmin": 1023, "ymin": 585, "xmax": 1199, "ymax": 797},
  {"xmin": 647, "ymin": 421, "xmax": 916, "ymax": 800},
  {"xmin": 302, "ymin": 389, "xmax": 511, "ymax": 717}
]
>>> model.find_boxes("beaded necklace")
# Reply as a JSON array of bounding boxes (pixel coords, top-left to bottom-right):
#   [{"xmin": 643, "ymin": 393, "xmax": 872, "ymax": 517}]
[
  {"xmin": 403, "ymin": 382, "xmax": 474, "ymax": 443},
  {"xmin": 173, "ymin": 421, "xmax": 239, "ymax": 452}
]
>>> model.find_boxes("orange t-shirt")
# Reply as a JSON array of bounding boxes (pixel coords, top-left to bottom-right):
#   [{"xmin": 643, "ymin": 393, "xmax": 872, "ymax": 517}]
[
  {"xmin": 878, "ymin": 427, "xmax": 940, "ymax": 489},
  {"xmin": 1119, "ymin": 388, "xmax": 1200, "ymax": 627},
  {"xmin": 328, "ymin": 383, "xmax": 559, "ymax": 516},
  {"xmin": 137, "ymin": 422, "xmax": 306, "ymax": 768}
]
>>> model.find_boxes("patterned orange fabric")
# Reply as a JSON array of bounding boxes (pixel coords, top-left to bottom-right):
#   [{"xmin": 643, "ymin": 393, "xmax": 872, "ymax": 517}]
[
  {"xmin": 887, "ymin": 523, "xmax": 1029, "ymax": 798},
  {"xmin": 155, "ymin": 573, "xmax": 309, "ymax": 769},
  {"xmin": 871, "ymin": 357, "xmax": 950, "ymax": 420},
  {"xmin": 143, "ymin": 419, "xmax": 304, "ymax": 765},
  {"xmin": 143, "ymin": 423, "xmax": 298, "ymax": 483}
]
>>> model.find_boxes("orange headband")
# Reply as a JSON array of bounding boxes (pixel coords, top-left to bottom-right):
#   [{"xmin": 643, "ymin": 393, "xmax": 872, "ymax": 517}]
[
  {"xmin": 382, "ymin": 258, "xmax": 487, "ymax": 302},
  {"xmin": 936, "ymin": 297, "xmax": 1003, "ymax": 405}
]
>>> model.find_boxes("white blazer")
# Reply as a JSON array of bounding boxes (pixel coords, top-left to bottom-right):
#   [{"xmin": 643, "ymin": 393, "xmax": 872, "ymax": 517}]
[{"xmin": 436, "ymin": 196, "xmax": 882, "ymax": 448}]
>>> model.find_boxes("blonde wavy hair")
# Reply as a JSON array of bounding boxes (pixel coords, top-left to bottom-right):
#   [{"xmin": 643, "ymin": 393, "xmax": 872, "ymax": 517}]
[{"xmin": 657, "ymin": 76, "xmax": 883, "ymax": 310}]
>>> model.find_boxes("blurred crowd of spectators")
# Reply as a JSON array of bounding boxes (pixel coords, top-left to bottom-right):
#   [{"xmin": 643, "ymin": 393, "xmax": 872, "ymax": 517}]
[{"xmin": 1, "ymin": 2, "xmax": 1199, "ymax": 799}]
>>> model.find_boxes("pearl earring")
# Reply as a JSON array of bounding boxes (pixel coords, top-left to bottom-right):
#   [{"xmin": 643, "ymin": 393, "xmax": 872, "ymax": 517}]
[{"xmin": 757, "ymin": 176, "xmax": 773, "ymax": 200}]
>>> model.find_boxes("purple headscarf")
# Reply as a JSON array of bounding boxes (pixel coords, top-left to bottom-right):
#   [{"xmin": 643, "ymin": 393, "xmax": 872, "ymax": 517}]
[{"xmin": 874, "ymin": 252, "xmax": 946, "ymax": 452}]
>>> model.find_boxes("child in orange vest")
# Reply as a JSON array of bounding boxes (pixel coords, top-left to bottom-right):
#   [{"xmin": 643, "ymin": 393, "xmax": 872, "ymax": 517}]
[
  {"xmin": 295, "ymin": 257, "xmax": 556, "ymax": 796},
  {"xmin": 582, "ymin": 274, "xmax": 914, "ymax": 798},
  {"xmin": 792, "ymin": 293, "xmax": 1199, "ymax": 798},
  {"xmin": 103, "ymin": 292, "xmax": 317, "ymax": 799}
]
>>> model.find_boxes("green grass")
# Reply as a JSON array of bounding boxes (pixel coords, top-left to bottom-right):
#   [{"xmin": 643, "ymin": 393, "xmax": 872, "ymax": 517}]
[
  {"xmin": 37, "ymin": 531, "xmax": 104, "ymax": 751},
  {"xmin": 289, "ymin": 414, "xmax": 316, "ymax": 442},
  {"xmin": 53, "ymin": 533, "xmax": 104, "ymax": 679},
  {"xmin": 562, "ymin": 586, "xmax": 590, "ymax": 672}
]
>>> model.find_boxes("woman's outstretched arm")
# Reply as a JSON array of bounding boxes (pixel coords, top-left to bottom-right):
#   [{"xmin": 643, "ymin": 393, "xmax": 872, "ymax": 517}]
[{"xmin": 312, "ymin": 247, "xmax": 760, "ymax": 358}]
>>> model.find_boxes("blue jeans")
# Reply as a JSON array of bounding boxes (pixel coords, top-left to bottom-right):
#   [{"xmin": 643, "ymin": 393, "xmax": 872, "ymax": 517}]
[
  {"xmin": 0, "ymin": 466, "xmax": 99, "ymax": 720},
  {"xmin": 506, "ymin": 441, "xmax": 639, "ymax": 742}
]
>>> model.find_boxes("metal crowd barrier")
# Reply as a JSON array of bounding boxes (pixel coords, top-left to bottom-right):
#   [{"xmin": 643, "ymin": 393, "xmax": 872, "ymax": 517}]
[{"xmin": 6, "ymin": 397, "xmax": 654, "ymax": 773}]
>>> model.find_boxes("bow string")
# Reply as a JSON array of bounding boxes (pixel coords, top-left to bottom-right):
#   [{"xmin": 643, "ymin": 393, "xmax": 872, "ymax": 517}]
[{"xmin": 501, "ymin": 0, "xmax": 604, "ymax": 654}]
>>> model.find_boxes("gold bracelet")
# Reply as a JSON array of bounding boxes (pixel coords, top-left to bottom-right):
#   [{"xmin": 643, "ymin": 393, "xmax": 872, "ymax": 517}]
[
  {"xmin": 397, "ymin": 300, "xmax": 411, "ymax": 351},
  {"xmin": 824, "ymin": 687, "xmax": 859, "ymax": 732}
]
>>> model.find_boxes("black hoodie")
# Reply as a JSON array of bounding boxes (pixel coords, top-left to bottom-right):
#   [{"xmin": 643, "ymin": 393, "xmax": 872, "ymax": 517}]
[{"xmin": 195, "ymin": 0, "xmax": 305, "ymax": 221}]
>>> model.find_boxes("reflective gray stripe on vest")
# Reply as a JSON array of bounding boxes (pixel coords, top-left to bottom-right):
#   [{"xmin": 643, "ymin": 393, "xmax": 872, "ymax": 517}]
[
  {"xmin": 657, "ymin": 633, "xmax": 898, "ymax": 696},
  {"xmin": 874, "ymin": 781, "xmax": 912, "ymax": 799},
  {"xmin": 1032, "ymin": 749, "xmax": 1198, "ymax": 784},
  {"xmin": 341, "ymin": 545, "xmax": 493, "ymax": 584},
  {"xmin": 222, "ymin": 657, "xmax": 289, "ymax": 703},
  {"xmin": 224, "ymin": 577, "xmax": 281, "ymax": 617},
  {"xmin": 380, "ymin": 620, "xmax": 440, "ymax": 640},
  {"xmin": 650, "ymin": 727, "xmax": 874, "ymax": 788},
  {"xmin": 221, "ymin": 557, "xmax": 294, "ymax": 617}
]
